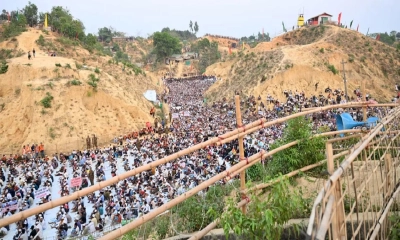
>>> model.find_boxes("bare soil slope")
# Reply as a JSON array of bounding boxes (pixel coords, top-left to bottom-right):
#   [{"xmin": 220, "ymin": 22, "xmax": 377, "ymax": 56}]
[
  {"xmin": 205, "ymin": 25, "xmax": 400, "ymax": 103},
  {"xmin": 0, "ymin": 29, "xmax": 164, "ymax": 154}
]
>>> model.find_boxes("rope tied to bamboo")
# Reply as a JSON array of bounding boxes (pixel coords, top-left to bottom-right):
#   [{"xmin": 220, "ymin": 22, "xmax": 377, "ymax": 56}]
[
  {"xmin": 240, "ymin": 157, "xmax": 249, "ymax": 165},
  {"xmin": 242, "ymin": 195, "xmax": 251, "ymax": 203},
  {"xmin": 259, "ymin": 119, "xmax": 265, "ymax": 128},
  {"xmin": 216, "ymin": 136, "xmax": 225, "ymax": 146},
  {"xmin": 237, "ymin": 124, "xmax": 246, "ymax": 132}
]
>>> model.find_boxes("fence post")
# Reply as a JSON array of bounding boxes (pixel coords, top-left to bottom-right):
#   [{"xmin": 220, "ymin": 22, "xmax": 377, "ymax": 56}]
[
  {"xmin": 326, "ymin": 142, "xmax": 346, "ymax": 239},
  {"xmin": 384, "ymin": 154, "xmax": 393, "ymax": 201},
  {"xmin": 235, "ymin": 95, "xmax": 246, "ymax": 214},
  {"xmin": 362, "ymin": 80, "xmax": 367, "ymax": 122}
]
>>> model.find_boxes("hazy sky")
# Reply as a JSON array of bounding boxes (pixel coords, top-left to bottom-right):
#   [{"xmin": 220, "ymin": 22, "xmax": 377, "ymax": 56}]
[{"xmin": 3, "ymin": 0, "xmax": 399, "ymax": 38}]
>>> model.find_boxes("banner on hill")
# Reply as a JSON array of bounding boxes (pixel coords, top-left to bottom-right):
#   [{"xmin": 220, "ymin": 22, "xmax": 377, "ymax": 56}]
[{"xmin": 282, "ymin": 22, "xmax": 287, "ymax": 32}]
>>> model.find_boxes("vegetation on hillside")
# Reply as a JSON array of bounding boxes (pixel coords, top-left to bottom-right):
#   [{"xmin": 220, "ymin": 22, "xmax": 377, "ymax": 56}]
[
  {"xmin": 152, "ymin": 31, "xmax": 182, "ymax": 61},
  {"xmin": 191, "ymin": 38, "xmax": 220, "ymax": 73},
  {"xmin": 206, "ymin": 49, "xmax": 284, "ymax": 101},
  {"xmin": 161, "ymin": 27, "xmax": 197, "ymax": 41}
]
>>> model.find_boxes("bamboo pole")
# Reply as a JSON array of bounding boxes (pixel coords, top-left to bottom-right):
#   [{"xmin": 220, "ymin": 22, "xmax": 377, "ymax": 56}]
[
  {"xmin": 362, "ymin": 80, "xmax": 367, "ymax": 122},
  {"xmin": 98, "ymin": 151, "xmax": 265, "ymax": 240},
  {"xmin": 235, "ymin": 95, "xmax": 246, "ymax": 214}
]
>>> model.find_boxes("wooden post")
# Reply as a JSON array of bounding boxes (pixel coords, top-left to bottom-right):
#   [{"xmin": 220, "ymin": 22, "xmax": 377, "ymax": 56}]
[
  {"xmin": 384, "ymin": 154, "xmax": 393, "ymax": 201},
  {"xmin": 235, "ymin": 95, "xmax": 246, "ymax": 214},
  {"xmin": 362, "ymin": 80, "xmax": 367, "ymax": 122},
  {"xmin": 326, "ymin": 142, "xmax": 346, "ymax": 239}
]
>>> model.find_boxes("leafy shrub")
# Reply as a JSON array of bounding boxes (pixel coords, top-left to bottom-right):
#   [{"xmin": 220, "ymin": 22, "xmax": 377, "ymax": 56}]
[
  {"xmin": 220, "ymin": 178, "xmax": 306, "ymax": 240},
  {"xmin": 70, "ymin": 80, "xmax": 82, "ymax": 86},
  {"xmin": 55, "ymin": 63, "xmax": 62, "ymax": 67},
  {"xmin": 87, "ymin": 74, "xmax": 100, "ymax": 89},
  {"xmin": 64, "ymin": 63, "xmax": 71, "ymax": 69},
  {"xmin": 94, "ymin": 67, "xmax": 100, "ymax": 74},
  {"xmin": 327, "ymin": 64, "xmax": 338, "ymax": 75},
  {"xmin": 267, "ymin": 116, "xmax": 326, "ymax": 176},
  {"xmin": 75, "ymin": 62, "xmax": 83, "ymax": 69},
  {"xmin": 319, "ymin": 48, "xmax": 325, "ymax": 53},
  {"xmin": 36, "ymin": 35, "xmax": 46, "ymax": 46},
  {"xmin": 246, "ymin": 163, "xmax": 266, "ymax": 181},
  {"xmin": 0, "ymin": 61, "xmax": 8, "ymax": 74},
  {"xmin": 173, "ymin": 182, "xmax": 238, "ymax": 233},
  {"xmin": 40, "ymin": 92, "xmax": 54, "ymax": 108}
]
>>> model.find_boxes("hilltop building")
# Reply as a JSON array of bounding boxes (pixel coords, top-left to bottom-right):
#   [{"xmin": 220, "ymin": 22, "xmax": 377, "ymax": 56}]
[{"xmin": 307, "ymin": 13, "xmax": 333, "ymax": 26}]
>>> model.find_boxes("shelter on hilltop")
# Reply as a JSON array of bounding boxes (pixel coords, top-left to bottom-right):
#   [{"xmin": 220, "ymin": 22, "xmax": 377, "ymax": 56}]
[
  {"xmin": 112, "ymin": 36, "xmax": 135, "ymax": 42},
  {"xmin": 307, "ymin": 12, "xmax": 333, "ymax": 26}
]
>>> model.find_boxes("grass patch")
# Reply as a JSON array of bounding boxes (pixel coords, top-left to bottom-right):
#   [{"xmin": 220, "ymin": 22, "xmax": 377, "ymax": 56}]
[
  {"xmin": 327, "ymin": 64, "xmax": 338, "ymax": 75},
  {"xmin": 69, "ymin": 79, "xmax": 82, "ymax": 86},
  {"xmin": 40, "ymin": 92, "xmax": 54, "ymax": 108},
  {"xmin": 64, "ymin": 63, "xmax": 71, "ymax": 69},
  {"xmin": 319, "ymin": 48, "xmax": 325, "ymax": 53},
  {"xmin": 55, "ymin": 63, "xmax": 62, "ymax": 67}
]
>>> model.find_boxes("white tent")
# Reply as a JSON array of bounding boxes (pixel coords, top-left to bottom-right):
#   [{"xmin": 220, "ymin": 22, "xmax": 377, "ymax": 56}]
[{"xmin": 144, "ymin": 90, "xmax": 157, "ymax": 102}]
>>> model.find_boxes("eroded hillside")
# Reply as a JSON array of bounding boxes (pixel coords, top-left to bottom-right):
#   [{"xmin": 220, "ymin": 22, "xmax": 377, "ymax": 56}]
[
  {"xmin": 0, "ymin": 29, "xmax": 164, "ymax": 154},
  {"xmin": 205, "ymin": 25, "xmax": 400, "ymax": 103}
]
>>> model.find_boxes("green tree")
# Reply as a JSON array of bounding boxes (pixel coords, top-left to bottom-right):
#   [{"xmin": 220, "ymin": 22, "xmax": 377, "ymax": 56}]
[
  {"xmin": 1, "ymin": 9, "xmax": 8, "ymax": 20},
  {"xmin": 191, "ymin": 38, "xmax": 220, "ymax": 73},
  {"xmin": 152, "ymin": 31, "xmax": 181, "ymax": 61},
  {"xmin": 189, "ymin": 20, "xmax": 193, "ymax": 33},
  {"xmin": 267, "ymin": 116, "xmax": 326, "ymax": 176},
  {"xmin": 23, "ymin": 1, "xmax": 38, "ymax": 27},
  {"xmin": 48, "ymin": 6, "xmax": 85, "ymax": 40},
  {"xmin": 98, "ymin": 27, "xmax": 112, "ymax": 43},
  {"xmin": 193, "ymin": 21, "xmax": 199, "ymax": 35}
]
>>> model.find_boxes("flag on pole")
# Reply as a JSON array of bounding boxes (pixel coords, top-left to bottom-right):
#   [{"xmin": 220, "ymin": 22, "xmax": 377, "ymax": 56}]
[
  {"xmin": 16, "ymin": 9, "xmax": 19, "ymax": 21},
  {"xmin": 366, "ymin": 28, "xmax": 369, "ymax": 36},
  {"xmin": 356, "ymin": 24, "xmax": 359, "ymax": 32},
  {"xmin": 338, "ymin": 13, "xmax": 342, "ymax": 26},
  {"xmin": 262, "ymin": 28, "xmax": 264, "ymax": 39},
  {"xmin": 349, "ymin": 20, "xmax": 353, "ymax": 28},
  {"xmin": 44, "ymin": 13, "xmax": 48, "ymax": 28},
  {"xmin": 7, "ymin": 12, "xmax": 10, "ymax": 22},
  {"xmin": 282, "ymin": 22, "xmax": 287, "ymax": 32},
  {"xmin": 376, "ymin": 34, "xmax": 380, "ymax": 41}
]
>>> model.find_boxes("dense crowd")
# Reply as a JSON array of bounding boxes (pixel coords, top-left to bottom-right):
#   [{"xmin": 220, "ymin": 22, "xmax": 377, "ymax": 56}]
[{"xmin": 0, "ymin": 76, "xmax": 393, "ymax": 240}]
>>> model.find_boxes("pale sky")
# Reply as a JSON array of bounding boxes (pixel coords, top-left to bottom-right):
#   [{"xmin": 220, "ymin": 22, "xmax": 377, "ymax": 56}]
[{"xmin": 3, "ymin": 0, "xmax": 399, "ymax": 38}]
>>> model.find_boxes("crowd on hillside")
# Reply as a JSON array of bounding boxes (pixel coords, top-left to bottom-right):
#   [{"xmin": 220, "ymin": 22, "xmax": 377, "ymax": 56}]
[{"xmin": 0, "ymin": 75, "xmax": 394, "ymax": 240}]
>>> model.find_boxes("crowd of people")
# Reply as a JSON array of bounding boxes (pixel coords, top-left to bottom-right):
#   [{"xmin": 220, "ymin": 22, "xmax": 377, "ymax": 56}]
[{"xmin": 0, "ymin": 75, "xmax": 393, "ymax": 240}]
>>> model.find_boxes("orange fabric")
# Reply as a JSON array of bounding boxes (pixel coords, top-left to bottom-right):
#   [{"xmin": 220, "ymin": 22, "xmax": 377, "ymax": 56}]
[{"xmin": 39, "ymin": 144, "xmax": 44, "ymax": 151}]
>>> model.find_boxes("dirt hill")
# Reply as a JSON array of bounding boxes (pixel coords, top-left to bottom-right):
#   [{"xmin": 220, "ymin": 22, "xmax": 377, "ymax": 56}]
[
  {"xmin": 205, "ymin": 25, "xmax": 400, "ymax": 103},
  {"xmin": 0, "ymin": 29, "xmax": 165, "ymax": 154}
]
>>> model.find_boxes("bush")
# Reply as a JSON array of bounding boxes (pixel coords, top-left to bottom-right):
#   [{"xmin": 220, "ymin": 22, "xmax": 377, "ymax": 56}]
[
  {"xmin": 319, "ymin": 48, "xmax": 325, "ymax": 53},
  {"xmin": 267, "ymin": 116, "xmax": 326, "ymax": 176},
  {"xmin": 0, "ymin": 61, "xmax": 8, "ymax": 74},
  {"xmin": 75, "ymin": 62, "xmax": 83, "ymax": 69},
  {"xmin": 246, "ymin": 163, "xmax": 267, "ymax": 181},
  {"xmin": 36, "ymin": 35, "xmax": 46, "ymax": 46},
  {"xmin": 55, "ymin": 63, "xmax": 62, "ymax": 67},
  {"xmin": 327, "ymin": 64, "xmax": 338, "ymax": 75},
  {"xmin": 64, "ymin": 63, "xmax": 71, "ymax": 69},
  {"xmin": 70, "ymin": 79, "xmax": 82, "ymax": 86},
  {"xmin": 220, "ymin": 178, "xmax": 306, "ymax": 240},
  {"xmin": 94, "ymin": 67, "xmax": 100, "ymax": 74},
  {"xmin": 172, "ymin": 182, "xmax": 238, "ymax": 233},
  {"xmin": 40, "ymin": 92, "xmax": 54, "ymax": 108}
]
